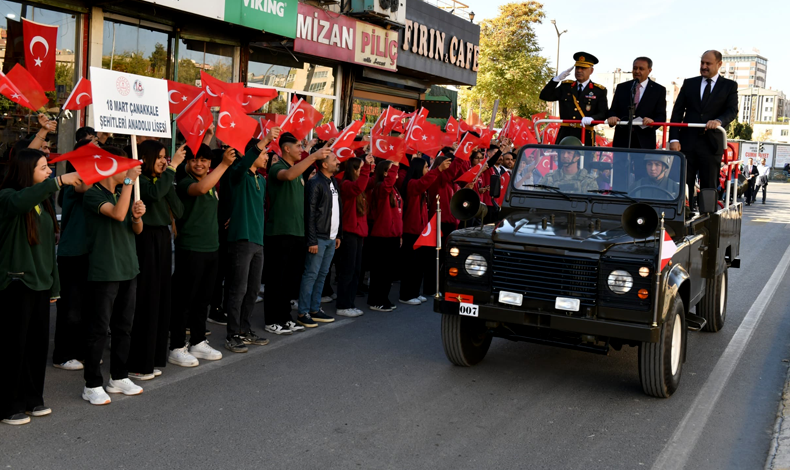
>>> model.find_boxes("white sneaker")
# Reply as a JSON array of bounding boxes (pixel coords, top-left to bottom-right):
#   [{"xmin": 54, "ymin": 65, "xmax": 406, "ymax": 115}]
[
  {"xmin": 336, "ymin": 308, "xmax": 363, "ymax": 317},
  {"xmin": 352, "ymin": 308, "xmax": 365, "ymax": 316},
  {"xmin": 418, "ymin": 295, "xmax": 428, "ymax": 303},
  {"xmin": 290, "ymin": 300, "xmax": 299, "ymax": 310},
  {"xmin": 153, "ymin": 369, "xmax": 162, "ymax": 377},
  {"xmin": 399, "ymin": 298, "xmax": 421, "ymax": 305},
  {"xmin": 255, "ymin": 295, "xmax": 264, "ymax": 303},
  {"xmin": 106, "ymin": 378, "xmax": 143, "ymax": 396},
  {"xmin": 82, "ymin": 386, "xmax": 111, "ymax": 405},
  {"xmin": 321, "ymin": 296, "xmax": 334, "ymax": 303},
  {"xmin": 168, "ymin": 344, "xmax": 199, "ymax": 367},
  {"xmin": 264, "ymin": 324, "xmax": 293, "ymax": 335},
  {"xmin": 128, "ymin": 372, "xmax": 155, "ymax": 381},
  {"xmin": 189, "ymin": 340, "xmax": 222, "ymax": 361},
  {"xmin": 54, "ymin": 359, "xmax": 83, "ymax": 371},
  {"xmin": 285, "ymin": 321, "xmax": 305, "ymax": 332}
]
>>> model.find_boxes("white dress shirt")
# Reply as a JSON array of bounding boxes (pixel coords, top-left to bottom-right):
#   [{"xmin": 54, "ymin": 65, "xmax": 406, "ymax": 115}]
[{"xmin": 756, "ymin": 164, "xmax": 770, "ymax": 177}]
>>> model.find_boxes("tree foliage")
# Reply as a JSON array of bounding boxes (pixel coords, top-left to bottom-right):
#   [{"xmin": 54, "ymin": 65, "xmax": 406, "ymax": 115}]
[
  {"xmin": 727, "ymin": 118, "xmax": 753, "ymax": 140},
  {"xmin": 459, "ymin": 1, "xmax": 553, "ymax": 127}
]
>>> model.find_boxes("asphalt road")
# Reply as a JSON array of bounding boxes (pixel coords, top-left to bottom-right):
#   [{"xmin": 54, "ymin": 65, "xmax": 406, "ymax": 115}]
[{"xmin": 3, "ymin": 184, "xmax": 790, "ymax": 470}]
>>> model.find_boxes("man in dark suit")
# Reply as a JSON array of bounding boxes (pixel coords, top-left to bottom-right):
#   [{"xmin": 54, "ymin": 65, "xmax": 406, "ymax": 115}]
[
  {"xmin": 741, "ymin": 157, "xmax": 759, "ymax": 205},
  {"xmin": 540, "ymin": 52, "xmax": 608, "ymax": 146},
  {"xmin": 606, "ymin": 57, "xmax": 667, "ymax": 149},
  {"xmin": 669, "ymin": 50, "xmax": 738, "ymax": 206}
]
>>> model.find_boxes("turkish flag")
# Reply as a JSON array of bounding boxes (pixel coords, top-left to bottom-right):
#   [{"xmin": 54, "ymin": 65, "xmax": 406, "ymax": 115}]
[
  {"xmin": 456, "ymin": 163, "xmax": 484, "ymax": 184},
  {"xmin": 371, "ymin": 134, "xmax": 406, "ymax": 164},
  {"xmin": 544, "ymin": 126, "xmax": 559, "ymax": 145},
  {"xmin": 63, "ymin": 77, "xmax": 92, "ymax": 111},
  {"xmin": 536, "ymin": 155, "xmax": 555, "ymax": 177},
  {"xmin": 227, "ymin": 85, "xmax": 278, "ymax": 113},
  {"xmin": 495, "ymin": 171, "xmax": 510, "ymax": 206},
  {"xmin": 478, "ymin": 128, "xmax": 496, "ymax": 149},
  {"xmin": 531, "ymin": 112, "xmax": 548, "ymax": 126},
  {"xmin": 331, "ymin": 120, "xmax": 363, "ymax": 161},
  {"xmin": 512, "ymin": 122, "xmax": 538, "ymax": 147},
  {"xmin": 167, "ymin": 80, "xmax": 202, "ymax": 115},
  {"xmin": 280, "ymin": 99, "xmax": 323, "ymax": 140},
  {"xmin": 408, "ymin": 120, "xmax": 444, "ymax": 154},
  {"xmin": 256, "ymin": 118, "xmax": 275, "ymax": 139},
  {"xmin": 454, "ymin": 133, "xmax": 481, "ymax": 161},
  {"xmin": 50, "ymin": 144, "xmax": 142, "ymax": 185},
  {"xmin": 200, "ymin": 71, "xmax": 231, "ymax": 107},
  {"xmin": 22, "ymin": 19, "xmax": 57, "ymax": 91},
  {"xmin": 413, "ymin": 213, "xmax": 442, "ymax": 250},
  {"xmin": 596, "ymin": 135, "xmax": 612, "ymax": 147},
  {"xmin": 315, "ymin": 122, "xmax": 340, "ymax": 140},
  {"xmin": 0, "ymin": 71, "xmax": 33, "ymax": 109},
  {"xmin": 660, "ymin": 229, "xmax": 677, "ymax": 270},
  {"xmin": 7, "ymin": 64, "xmax": 47, "ymax": 110},
  {"xmin": 445, "ymin": 116, "xmax": 460, "ymax": 141},
  {"xmin": 216, "ymin": 94, "xmax": 258, "ymax": 153},
  {"xmin": 176, "ymin": 99, "xmax": 213, "ymax": 155},
  {"xmin": 264, "ymin": 113, "xmax": 287, "ymax": 126}
]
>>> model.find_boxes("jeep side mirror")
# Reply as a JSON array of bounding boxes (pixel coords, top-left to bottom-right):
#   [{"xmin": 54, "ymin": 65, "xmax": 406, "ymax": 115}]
[{"xmin": 489, "ymin": 173, "xmax": 501, "ymax": 199}]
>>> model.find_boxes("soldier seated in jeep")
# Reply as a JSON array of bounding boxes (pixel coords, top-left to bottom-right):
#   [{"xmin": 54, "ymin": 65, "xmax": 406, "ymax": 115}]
[
  {"xmin": 539, "ymin": 137, "xmax": 598, "ymax": 193},
  {"xmin": 630, "ymin": 154, "xmax": 680, "ymax": 200}
]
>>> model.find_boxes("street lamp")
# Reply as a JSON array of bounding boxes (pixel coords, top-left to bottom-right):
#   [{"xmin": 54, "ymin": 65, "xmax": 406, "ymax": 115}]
[{"xmin": 551, "ymin": 20, "xmax": 567, "ymax": 116}]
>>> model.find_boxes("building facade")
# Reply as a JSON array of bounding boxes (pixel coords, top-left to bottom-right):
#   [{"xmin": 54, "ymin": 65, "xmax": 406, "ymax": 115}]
[
  {"xmin": 721, "ymin": 47, "xmax": 768, "ymax": 90},
  {"xmin": 738, "ymin": 87, "xmax": 787, "ymax": 125}
]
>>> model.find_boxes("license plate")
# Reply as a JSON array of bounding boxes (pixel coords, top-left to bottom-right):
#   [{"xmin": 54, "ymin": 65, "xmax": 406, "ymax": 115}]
[{"xmin": 459, "ymin": 302, "xmax": 479, "ymax": 317}]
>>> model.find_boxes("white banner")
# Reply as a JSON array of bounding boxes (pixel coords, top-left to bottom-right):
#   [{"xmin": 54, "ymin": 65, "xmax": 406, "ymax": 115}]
[
  {"xmin": 739, "ymin": 141, "xmax": 774, "ymax": 168},
  {"xmin": 90, "ymin": 67, "xmax": 171, "ymax": 138},
  {"xmin": 775, "ymin": 145, "xmax": 790, "ymax": 168}
]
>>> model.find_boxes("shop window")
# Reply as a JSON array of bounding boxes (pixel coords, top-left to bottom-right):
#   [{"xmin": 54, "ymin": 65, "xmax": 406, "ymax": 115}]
[
  {"xmin": 0, "ymin": 3, "xmax": 79, "ymax": 159},
  {"xmin": 351, "ymin": 98, "xmax": 414, "ymax": 134},
  {"xmin": 102, "ymin": 20, "xmax": 170, "ymax": 78},
  {"xmin": 177, "ymin": 39, "xmax": 235, "ymax": 86}
]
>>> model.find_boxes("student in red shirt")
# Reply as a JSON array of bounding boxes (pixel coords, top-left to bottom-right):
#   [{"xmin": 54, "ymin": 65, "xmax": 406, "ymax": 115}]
[
  {"xmin": 366, "ymin": 160, "xmax": 401, "ymax": 312},
  {"xmin": 398, "ymin": 157, "xmax": 450, "ymax": 304},
  {"xmin": 335, "ymin": 154, "xmax": 375, "ymax": 317}
]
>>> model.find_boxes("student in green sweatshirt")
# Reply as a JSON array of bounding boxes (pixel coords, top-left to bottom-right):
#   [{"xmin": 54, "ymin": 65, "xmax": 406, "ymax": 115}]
[
  {"xmin": 169, "ymin": 144, "xmax": 235, "ymax": 364},
  {"xmin": 223, "ymin": 127, "xmax": 279, "ymax": 353},
  {"xmin": 81, "ymin": 146, "xmax": 147, "ymax": 406},
  {"xmin": 127, "ymin": 141, "xmax": 186, "ymax": 379},
  {"xmin": 0, "ymin": 149, "xmax": 82, "ymax": 425}
]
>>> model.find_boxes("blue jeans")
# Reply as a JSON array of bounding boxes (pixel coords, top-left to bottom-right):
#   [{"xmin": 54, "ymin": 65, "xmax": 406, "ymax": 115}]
[{"xmin": 298, "ymin": 238, "xmax": 336, "ymax": 315}]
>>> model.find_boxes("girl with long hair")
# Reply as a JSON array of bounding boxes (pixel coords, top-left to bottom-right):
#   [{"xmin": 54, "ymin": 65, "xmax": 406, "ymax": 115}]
[
  {"xmin": 399, "ymin": 157, "xmax": 451, "ymax": 304},
  {"xmin": 335, "ymin": 154, "xmax": 375, "ymax": 317},
  {"xmin": 127, "ymin": 140, "xmax": 186, "ymax": 379},
  {"xmin": 0, "ymin": 149, "xmax": 82, "ymax": 424},
  {"xmin": 366, "ymin": 159, "xmax": 401, "ymax": 312}
]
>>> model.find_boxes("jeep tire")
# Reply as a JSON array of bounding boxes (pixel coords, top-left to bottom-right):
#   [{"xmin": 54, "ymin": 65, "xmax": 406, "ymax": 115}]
[
  {"xmin": 441, "ymin": 314, "xmax": 492, "ymax": 366},
  {"xmin": 698, "ymin": 269, "xmax": 728, "ymax": 332},
  {"xmin": 638, "ymin": 295, "xmax": 685, "ymax": 398}
]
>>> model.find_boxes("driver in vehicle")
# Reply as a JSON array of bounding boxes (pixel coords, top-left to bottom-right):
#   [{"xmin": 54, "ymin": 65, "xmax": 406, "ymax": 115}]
[
  {"xmin": 541, "ymin": 136, "xmax": 598, "ymax": 193},
  {"xmin": 630, "ymin": 154, "xmax": 679, "ymax": 199}
]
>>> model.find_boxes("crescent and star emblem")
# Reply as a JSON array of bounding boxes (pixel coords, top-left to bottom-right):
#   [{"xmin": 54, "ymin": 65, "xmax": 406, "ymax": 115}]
[
  {"xmin": 93, "ymin": 155, "xmax": 118, "ymax": 177},
  {"xmin": 375, "ymin": 139, "xmax": 388, "ymax": 153},
  {"xmin": 168, "ymin": 89, "xmax": 181, "ymax": 105},
  {"xmin": 421, "ymin": 223, "xmax": 432, "ymax": 237},
  {"xmin": 463, "ymin": 141, "xmax": 473, "ymax": 154},
  {"xmin": 190, "ymin": 115, "xmax": 206, "ymax": 136},
  {"xmin": 205, "ymin": 85, "xmax": 219, "ymax": 97},
  {"xmin": 217, "ymin": 111, "xmax": 233, "ymax": 129},
  {"xmin": 75, "ymin": 93, "xmax": 91, "ymax": 105},
  {"xmin": 29, "ymin": 36, "xmax": 49, "ymax": 66},
  {"xmin": 336, "ymin": 147, "xmax": 352, "ymax": 159},
  {"xmin": 289, "ymin": 108, "xmax": 305, "ymax": 124}
]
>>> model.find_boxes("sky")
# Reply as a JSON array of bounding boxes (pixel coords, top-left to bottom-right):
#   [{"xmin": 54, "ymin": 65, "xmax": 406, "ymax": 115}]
[{"xmin": 462, "ymin": 0, "xmax": 790, "ymax": 95}]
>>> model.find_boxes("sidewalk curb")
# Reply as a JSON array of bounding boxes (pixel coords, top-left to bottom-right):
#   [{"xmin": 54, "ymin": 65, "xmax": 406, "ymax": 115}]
[{"xmin": 766, "ymin": 361, "xmax": 790, "ymax": 470}]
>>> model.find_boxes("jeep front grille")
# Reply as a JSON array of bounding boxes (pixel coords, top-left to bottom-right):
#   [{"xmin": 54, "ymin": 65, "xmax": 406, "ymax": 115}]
[{"xmin": 492, "ymin": 249, "xmax": 598, "ymax": 307}]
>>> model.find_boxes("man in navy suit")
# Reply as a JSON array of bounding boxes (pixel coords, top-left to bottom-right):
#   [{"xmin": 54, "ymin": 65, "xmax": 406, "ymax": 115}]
[
  {"xmin": 669, "ymin": 50, "xmax": 738, "ymax": 205},
  {"xmin": 606, "ymin": 57, "xmax": 666, "ymax": 149}
]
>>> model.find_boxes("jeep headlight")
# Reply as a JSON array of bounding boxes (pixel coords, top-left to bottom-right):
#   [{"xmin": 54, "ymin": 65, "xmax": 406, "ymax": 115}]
[
  {"xmin": 607, "ymin": 269, "xmax": 633, "ymax": 294},
  {"xmin": 465, "ymin": 254, "xmax": 488, "ymax": 277}
]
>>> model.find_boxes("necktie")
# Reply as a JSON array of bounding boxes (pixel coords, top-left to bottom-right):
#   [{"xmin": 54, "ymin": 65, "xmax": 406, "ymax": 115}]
[
  {"xmin": 634, "ymin": 83, "xmax": 641, "ymax": 108},
  {"xmin": 701, "ymin": 78, "xmax": 712, "ymax": 107}
]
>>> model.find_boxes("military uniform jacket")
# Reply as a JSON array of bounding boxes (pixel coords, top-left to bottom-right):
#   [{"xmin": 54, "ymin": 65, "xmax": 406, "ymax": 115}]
[
  {"xmin": 541, "ymin": 168, "xmax": 598, "ymax": 193},
  {"xmin": 540, "ymin": 79, "xmax": 608, "ymax": 145},
  {"xmin": 631, "ymin": 176, "xmax": 680, "ymax": 200}
]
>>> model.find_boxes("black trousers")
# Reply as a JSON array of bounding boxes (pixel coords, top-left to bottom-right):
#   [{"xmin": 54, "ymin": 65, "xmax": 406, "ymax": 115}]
[
  {"xmin": 53, "ymin": 254, "xmax": 88, "ymax": 364},
  {"xmin": 210, "ymin": 233, "xmax": 229, "ymax": 313},
  {"xmin": 367, "ymin": 236, "xmax": 400, "ymax": 306},
  {"xmin": 171, "ymin": 249, "xmax": 218, "ymax": 348},
  {"xmin": 264, "ymin": 235, "xmax": 305, "ymax": 325},
  {"xmin": 128, "ymin": 226, "xmax": 171, "ymax": 374},
  {"xmin": 685, "ymin": 138, "xmax": 720, "ymax": 204},
  {"xmin": 359, "ymin": 220, "xmax": 374, "ymax": 289},
  {"xmin": 335, "ymin": 232, "xmax": 364, "ymax": 309},
  {"xmin": 752, "ymin": 181, "xmax": 767, "ymax": 203},
  {"xmin": 225, "ymin": 241, "xmax": 264, "ymax": 338},
  {"xmin": 0, "ymin": 281, "xmax": 49, "ymax": 418},
  {"xmin": 85, "ymin": 279, "xmax": 137, "ymax": 388},
  {"xmin": 744, "ymin": 178, "xmax": 755, "ymax": 203},
  {"xmin": 399, "ymin": 233, "xmax": 437, "ymax": 301}
]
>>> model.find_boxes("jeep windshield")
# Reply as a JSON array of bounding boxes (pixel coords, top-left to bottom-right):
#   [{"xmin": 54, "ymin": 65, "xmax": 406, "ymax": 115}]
[{"xmin": 512, "ymin": 146, "xmax": 684, "ymax": 202}]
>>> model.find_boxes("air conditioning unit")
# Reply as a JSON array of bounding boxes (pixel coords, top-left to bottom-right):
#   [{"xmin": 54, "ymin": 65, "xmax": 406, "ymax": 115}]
[{"xmin": 349, "ymin": 0, "xmax": 406, "ymax": 27}]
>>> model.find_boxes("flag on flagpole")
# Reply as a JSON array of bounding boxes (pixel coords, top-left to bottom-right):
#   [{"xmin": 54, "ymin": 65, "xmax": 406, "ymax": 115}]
[
  {"xmin": 659, "ymin": 227, "xmax": 676, "ymax": 271},
  {"xmin": 22, "ymin": 18, "xmax": 58, "ymax": 91},
  {"xmin": 63, "ymin": 77, "xmax": 92, "ymax": 111},
  {"xmin": 413, "ymin": 213, "xmax": 442, "ymax": 250},
  {"xmin": 49, "ymin": 144, "xmax": 142, "ymax": 185}
]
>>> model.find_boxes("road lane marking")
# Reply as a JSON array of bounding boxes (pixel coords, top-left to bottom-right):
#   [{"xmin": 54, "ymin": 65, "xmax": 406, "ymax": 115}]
[{"xmin": 652, "ymin": 233, "xmax": 790, "ymax": 470}]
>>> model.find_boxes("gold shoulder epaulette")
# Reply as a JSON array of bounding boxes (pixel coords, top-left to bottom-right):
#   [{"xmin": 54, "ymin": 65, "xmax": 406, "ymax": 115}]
[
  {"xmin": 562, "ymin": 80, "xmax": 574, "ymax": 84},
  {"xmin": 593, "ymin": 83, "xmax": 606, "ymax": 90}
]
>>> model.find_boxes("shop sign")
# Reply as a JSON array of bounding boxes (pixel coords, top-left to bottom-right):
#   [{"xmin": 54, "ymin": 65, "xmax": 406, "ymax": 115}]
[
  {"xmin": 740, "ymin": 141, "xmax": 774, "ymax": 167},
  {"xmin": 90, "ymin": 67, "xmax": 171, "ymax": 138},
  {"xmin": 138, "ymin": 0, "xmax": 298, "ymax": 38},
  {"xmin": 402, "ymin": 19, "xmax": 478, "ymax": 72},
  {"xmin": 294, "ymin": 3, "xmax": 397, "ymax": 72}
]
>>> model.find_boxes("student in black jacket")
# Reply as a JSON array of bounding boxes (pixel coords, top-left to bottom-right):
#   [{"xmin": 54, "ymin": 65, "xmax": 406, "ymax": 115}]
[{"xmin": 297, "ymin": 152, "xmax": 342, "ymax": 328}]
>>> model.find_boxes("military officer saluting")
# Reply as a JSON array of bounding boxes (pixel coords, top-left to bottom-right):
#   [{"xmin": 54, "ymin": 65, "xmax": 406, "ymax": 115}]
[{"xmin": 540, "ymin": 52, "xmax": 608, "ymax": 146}]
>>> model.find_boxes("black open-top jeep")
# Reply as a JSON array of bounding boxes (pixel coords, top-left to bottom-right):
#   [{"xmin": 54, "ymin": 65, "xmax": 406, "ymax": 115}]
[{"xmin": 435, "ymin": 143, "xmax": 741, "ymax": 397}]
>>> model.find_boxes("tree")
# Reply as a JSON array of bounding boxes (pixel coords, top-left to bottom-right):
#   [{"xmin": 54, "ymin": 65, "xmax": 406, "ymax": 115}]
[
  {"xmin": 459, "ymin": 1, "xmax": 553, "ymax": 126},
  {"xmin": 149, "ymin": 43, "xmax": 168, "ymax": 79},
  {"xmin": 726, "ymin": 118, "xmax": 753, "ymax": 140},
  {"xmin": 177, "ymin": 59, "xmax": 199, "ymax": 86}
]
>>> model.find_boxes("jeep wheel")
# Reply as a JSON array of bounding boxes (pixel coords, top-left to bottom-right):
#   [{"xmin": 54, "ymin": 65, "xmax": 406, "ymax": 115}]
[
  {"xmin": 638, "ymin": 296, "xmax": 685, "ymax": 398},
  {"xmin": 698, "ymin": 269, "xmax": 728, "ymax": 332},
  {"xmin": 441, "ymin": 314, "xmax": 492, "ymax": 366}
]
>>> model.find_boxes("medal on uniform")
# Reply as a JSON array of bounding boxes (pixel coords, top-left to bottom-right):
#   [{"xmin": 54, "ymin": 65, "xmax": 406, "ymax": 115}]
[{"xmin": 586, "ymin": 104, "xmax": 591, "ymax": 112}]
